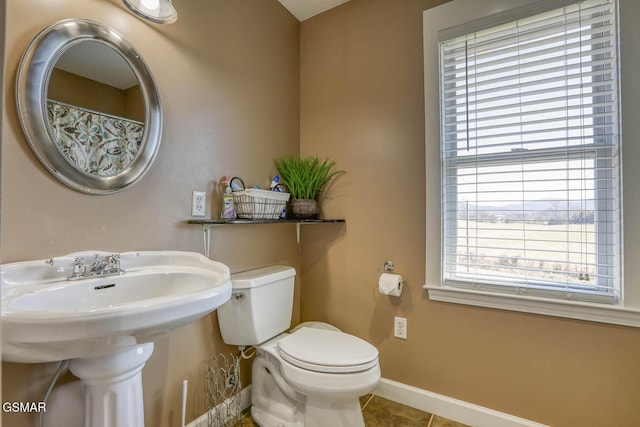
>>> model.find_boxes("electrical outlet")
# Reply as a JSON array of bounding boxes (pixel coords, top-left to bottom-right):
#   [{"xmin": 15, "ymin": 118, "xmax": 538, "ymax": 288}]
[
  {"xmin": 192, "ymin": 191, "xmax": 206, "ymax": 216},
  {"xmin": 394, "ymin": 316, "xmax": 407, "ymax": 339}
]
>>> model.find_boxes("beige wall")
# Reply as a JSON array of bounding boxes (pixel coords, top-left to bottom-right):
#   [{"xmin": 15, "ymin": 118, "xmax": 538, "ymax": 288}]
[
  {"xmin": 124, "ymin": 85, "xmax": 145, "ymax": 123},
  {"xmin": 49, "ymin": 69, "xmax": 145, "ymax": 122},
  {"xmin": 5, "ymin": 0, "xmax": 640, "ymax": 426},
  {"xmin": 299, "ymin": 0, "xmax": 640, "ymax": 426},
  {"xmin": 1, "ymin": 0, "xmax": 299, "ymax": 426}
]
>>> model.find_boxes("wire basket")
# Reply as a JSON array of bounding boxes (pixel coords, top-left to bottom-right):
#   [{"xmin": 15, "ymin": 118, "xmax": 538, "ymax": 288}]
[
  {"xmin": 205, "ymin": 353, "xmax": 241, "ymax": 427},
  {"xmin": 233, "ymin": 189, "xmax": 289, "ymax": 220}
]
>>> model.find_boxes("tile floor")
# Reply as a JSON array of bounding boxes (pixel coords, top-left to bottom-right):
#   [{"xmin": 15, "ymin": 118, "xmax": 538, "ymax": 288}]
[{"xmin": 238, "ymin": 394, "xmax": 470, "ymax": 426}]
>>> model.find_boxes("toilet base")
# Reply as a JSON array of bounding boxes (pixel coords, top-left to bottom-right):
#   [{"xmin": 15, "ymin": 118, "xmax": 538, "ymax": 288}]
[
  {"xmin": 304, "ymin": 396, "xmax": 365, "ymax": 427},
  {"xmin": 251, "ymin": 405, "xmax": 303, "ymax": 427},
  {"xmin": 251, "ymin": 399, "xmax": 365, "ymax": 427},
  {"xmin": 251, "ymin": 352, "xmax": 367, "ymax": 427},
  {"xmin": 251, "ymin": 352, "xmax": 304, "ymax": 427},
  {"xmin": 251, "ymin": 398, "xmax": 364, "ymax": 427}
]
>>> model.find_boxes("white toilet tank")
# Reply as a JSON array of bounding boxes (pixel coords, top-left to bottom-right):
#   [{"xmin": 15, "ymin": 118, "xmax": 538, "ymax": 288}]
[{"xmin": 218, "ymin": 265, "xmax": 296, "ymax": 346}]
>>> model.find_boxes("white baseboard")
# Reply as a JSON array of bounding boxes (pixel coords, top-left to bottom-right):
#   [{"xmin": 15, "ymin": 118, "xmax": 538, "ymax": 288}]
[
  {"xmin": 374, "ymin": 378, "xmax": 549, "ymax": 427},
  {"xmin": 186, "ymin": 379, "xmax": 547, "ymax": 427},
  {"xmin": 186, "ymin": 386, "xmax": 252, "ymax": 427}
]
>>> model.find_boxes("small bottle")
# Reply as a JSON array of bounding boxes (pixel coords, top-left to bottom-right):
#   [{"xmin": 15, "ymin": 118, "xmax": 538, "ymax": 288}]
[
  {"xmin": 270, "ymin": 175, "xmax": 287, "ymax": 219},
  {"xmin": 270, "ymin": 175, "xmax": 280, "ymax": 190},
  {"xmin": 221, "ymin": 180, "xmax": 236, "ymax": 219}
]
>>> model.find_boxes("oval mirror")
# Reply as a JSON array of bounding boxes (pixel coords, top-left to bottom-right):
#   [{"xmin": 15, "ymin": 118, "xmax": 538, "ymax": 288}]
[{"xmin": 16, "ymin": 19, "xmax": 162, "ymax": 195}]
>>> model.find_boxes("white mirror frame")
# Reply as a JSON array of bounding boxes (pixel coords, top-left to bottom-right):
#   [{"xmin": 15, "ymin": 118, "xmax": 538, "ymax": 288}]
[{"xmin": 16, "ymin": 18, "xmax": 163, "ymax": 195}]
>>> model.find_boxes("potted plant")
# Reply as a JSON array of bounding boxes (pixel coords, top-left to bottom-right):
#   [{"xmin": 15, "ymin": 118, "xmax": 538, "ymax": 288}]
[{"xmin": 273, "ymin": 156, "xmax": 345, "ymax": 219}]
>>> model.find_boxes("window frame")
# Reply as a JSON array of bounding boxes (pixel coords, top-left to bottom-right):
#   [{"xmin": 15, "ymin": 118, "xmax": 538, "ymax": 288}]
[{"xmin": 423, "ymin": 0, "xmax": 640, "ymax": 327}]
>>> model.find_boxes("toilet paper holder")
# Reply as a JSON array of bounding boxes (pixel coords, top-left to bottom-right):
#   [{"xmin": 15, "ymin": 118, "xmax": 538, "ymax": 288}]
[
  {"xmin": 377, "ymin": 260, "xmax": 405, "ymax": 297},
  {"xmin": 376, "ymin": 260, "xmax": 404, "ymax": 282}
]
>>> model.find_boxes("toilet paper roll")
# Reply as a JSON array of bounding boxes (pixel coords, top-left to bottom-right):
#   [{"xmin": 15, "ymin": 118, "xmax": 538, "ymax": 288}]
[{"xmin": 378, "ymin": 273, "xmax": 403, "ymax": 297}]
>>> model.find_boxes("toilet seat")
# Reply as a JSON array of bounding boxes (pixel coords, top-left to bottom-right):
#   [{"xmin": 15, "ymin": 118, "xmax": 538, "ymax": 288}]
[{"xmin": 277, "ymin": 327, "xmax": 379, "ymax": 374}]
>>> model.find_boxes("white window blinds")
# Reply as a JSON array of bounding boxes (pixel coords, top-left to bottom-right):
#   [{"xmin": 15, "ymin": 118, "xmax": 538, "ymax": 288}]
[{"xmin": 439, "ymin": 0, "xmax": 621, "ymax": 303}]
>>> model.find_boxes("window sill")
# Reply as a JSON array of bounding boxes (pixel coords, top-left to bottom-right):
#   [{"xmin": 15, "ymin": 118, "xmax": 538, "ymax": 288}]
[{"xmin": 424, "ymin": 285, "xmax": 640, "ymax": 328}]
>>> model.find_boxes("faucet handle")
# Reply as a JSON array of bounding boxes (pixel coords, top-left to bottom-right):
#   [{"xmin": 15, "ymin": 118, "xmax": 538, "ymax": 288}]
[
  {"xmin": 70, "ymin": 257, "xmax": 86, "ymax": 278},
  {"xmin": 103, "ymin": 254, "xmax": 125, "ymax": 274}
]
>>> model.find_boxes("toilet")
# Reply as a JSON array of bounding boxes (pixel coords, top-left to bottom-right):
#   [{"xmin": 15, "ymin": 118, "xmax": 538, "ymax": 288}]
[{"xmin": 217, "ymin": 265, "xmax": 380, "ymax": 427}]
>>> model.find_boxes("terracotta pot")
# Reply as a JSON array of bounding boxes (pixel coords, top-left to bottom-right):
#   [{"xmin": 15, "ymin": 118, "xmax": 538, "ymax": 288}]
[{"xmin": 290, "ymin": 199, "xmax": 318, "ymax": 219}]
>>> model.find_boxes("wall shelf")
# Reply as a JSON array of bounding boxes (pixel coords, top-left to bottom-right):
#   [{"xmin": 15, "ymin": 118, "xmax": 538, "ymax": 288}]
[{"xmin": 187, "ymin": 219, "xmax": 345, "ymax": 257}]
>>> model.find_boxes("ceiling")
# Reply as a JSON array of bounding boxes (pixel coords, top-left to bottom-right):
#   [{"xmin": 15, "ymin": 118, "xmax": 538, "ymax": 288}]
[
  {"xmin": 278, "ymin": 0, "xmax": 351, "ymax": 21},
  {"xmin": 55, "ymin": 41, "xmax": 139, "ymax": 90}
]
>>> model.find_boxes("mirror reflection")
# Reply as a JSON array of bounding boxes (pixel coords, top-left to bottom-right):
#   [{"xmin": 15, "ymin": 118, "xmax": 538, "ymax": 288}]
[
  {"xmin": 47, "ymin": 41, "xmax": 145, "ymax": 177},
  {"xmin": 17, "ymin": 18, "xmax": 163, "ymax": 195}
]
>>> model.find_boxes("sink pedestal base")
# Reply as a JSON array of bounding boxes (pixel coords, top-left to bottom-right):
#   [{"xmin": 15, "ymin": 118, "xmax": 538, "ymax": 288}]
[{"xmin": 69, "ymin": 343, "xmax": 154, "ymax": 427}]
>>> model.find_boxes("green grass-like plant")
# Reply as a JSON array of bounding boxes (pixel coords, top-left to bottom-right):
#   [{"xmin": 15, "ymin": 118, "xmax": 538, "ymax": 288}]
[{"xmin": 273, "ymin": 156, "xmax": 345, "ymax": 200}]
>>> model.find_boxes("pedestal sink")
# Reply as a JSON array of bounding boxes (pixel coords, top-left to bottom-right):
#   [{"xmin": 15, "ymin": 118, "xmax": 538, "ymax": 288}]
[{"xmin": 1, "ymin": 251, "xmax": 232, "ymax": 427}]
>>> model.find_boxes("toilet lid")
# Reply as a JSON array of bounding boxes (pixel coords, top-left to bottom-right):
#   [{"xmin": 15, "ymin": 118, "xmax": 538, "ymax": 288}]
[{"xmin": 277, "ymin": 327, "xmax": 379, "ymax": 374}]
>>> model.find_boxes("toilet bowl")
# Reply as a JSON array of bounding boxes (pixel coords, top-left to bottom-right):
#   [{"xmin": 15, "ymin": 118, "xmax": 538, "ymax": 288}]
[
  {"xmin": 217, "ymin": 266, "xmax": 380, "ymax": 427},
  {"xmin": 251, "ymin": 324, "xmax": 380, "ymax": 427}
]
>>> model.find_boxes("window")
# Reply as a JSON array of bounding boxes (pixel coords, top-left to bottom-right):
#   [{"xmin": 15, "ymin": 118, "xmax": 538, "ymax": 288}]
[
  {"xmin": 438, "ymin": 0, "xmax": 621, "ymax": 304},
  {"xmin": 424, "ymin": 0, "xmax": 640, "ymax": 326}
]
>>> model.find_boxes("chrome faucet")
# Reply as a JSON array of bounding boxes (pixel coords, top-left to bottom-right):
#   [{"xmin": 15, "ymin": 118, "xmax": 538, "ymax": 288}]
[
  {"xmin": 55, "ymin": 254, "xmax": 125, "ymax": 280},
  {"xmin": 88, "ymin": 254, "xmax": 123, "ymax": 276}
]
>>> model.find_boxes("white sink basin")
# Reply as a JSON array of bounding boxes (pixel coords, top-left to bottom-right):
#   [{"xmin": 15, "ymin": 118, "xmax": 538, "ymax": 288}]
[
  {"xmin": 2, "ymin": 250, "xmax": 231, "ymax": 426},
  {"xmin": 1, "ymin": 250, "xmax": 232, "ymax": 363}
]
